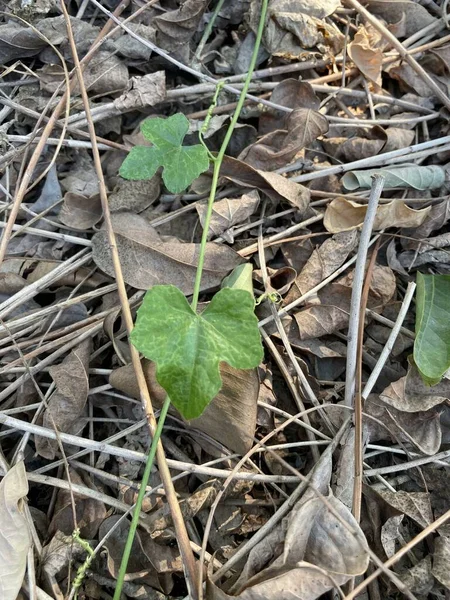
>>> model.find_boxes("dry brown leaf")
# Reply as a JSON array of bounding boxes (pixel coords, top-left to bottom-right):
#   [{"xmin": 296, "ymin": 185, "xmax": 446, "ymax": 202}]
[
  {"xmin": 399, "ymin": 557, "xmax": 434, "ymax": 596},
  {"xmin": 36, "ymin": 340, "xmax": 91, "ymax": 460},
  {"xmin": 49, "ymin": 470, "xmax": 106, "ymax": 539},
  {"xmin": 432, "ymin": 536, "xmax": 450, "ymax": 589},
  {"xmin": 348, "ymin": 25, "xmax": 383, "ymax": 86},
  {"xmin": 259, "ymin": 80, "xmax": 320, "ymax": 135},
  {"xmin": 0, "ymin": 462, "xmax": 31, "ymax": 600},
  {"xmin": 364, "ymin": 394, "xmax": 442, "ymax": 455},
  {"xmin": 99, "ymin": 515, "xmax": 165, "ymax": 591},
  {"xmin": 293, "ymin": 264, "xmax": 396, "ymax": 339},
  {"xmin": 284, "ymin": 230, "xmax": 358, "ymax": 304},
  {"xmin": 59, "ymin": 192, "xmax": 102, "ymax": 230},
  {"xmin": 196, "ymin": 190, "xmax": 260, "ymax": 240},
  {"xmin": 220, "ymin": 156, "xmax": 310, "ymax": 213},
  {"xmin": 383, "ymin": 127, "xmax": 415, "ymax": 152},
  {"xmin": 113, "ymin": 71, "xmax": 166, "ymax": 112},
  {"xmin": 154, "ymin": 0, "xmax": 206, "ymax": 50},
  {"xmin": 208, "ymin": 487, "xmax": 368, "ymax": 600},
  {"xmin": 377, "ymin": 490, "xmax": 433, "ymax": 529},
  {"xmin": 365, "ymin": 0, "xmax": 437, "ymax": 37},
  {"xmin": 322, "ymin": 136, "xmax": 385, "ymax": 162},
  {"xmin": 92, "ymin": 212, "xmax": 242, "ymax": 294},
  {"xmin": 0, "ymin": 22, "xmax": 46, "ymax": 63},
  {"xmin": 324, "ymin": 197, "xmax": 431, "ymax": 233},
  {"xmin": 108, "ymin": 176, "xmax": 161, "ymax": 213},
  {"xmin": 239, "ymin": 109, "xmax": 328, "ymax": 170},
  {"xmin": 381, "ymin": 366, "xmax": 450, "ymax": 412},
  {"xmin": 110, "ymin": 360, "xmax": 259, "ymax": 454}
]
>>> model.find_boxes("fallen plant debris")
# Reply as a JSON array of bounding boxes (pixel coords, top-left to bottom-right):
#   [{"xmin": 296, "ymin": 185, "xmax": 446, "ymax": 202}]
[{"xmin": 1, "ymin": 0, "xmax": 450, "ymax": 599}]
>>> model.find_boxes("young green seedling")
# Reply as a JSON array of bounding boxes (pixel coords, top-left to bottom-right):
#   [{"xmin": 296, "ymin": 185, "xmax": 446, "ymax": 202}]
[
  {"xmin": 109, "ymin": 1, "xmax": 269, "ymax": 597},
  {"xmin": 120, "ymin": 113, "xmax": 210, "ymax": 194}
]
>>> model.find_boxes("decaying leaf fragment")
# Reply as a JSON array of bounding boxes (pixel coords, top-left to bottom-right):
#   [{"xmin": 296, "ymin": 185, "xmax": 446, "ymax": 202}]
[{"xmin": 324, "ymin": 197, "xmax": 431, "ymax": 233}]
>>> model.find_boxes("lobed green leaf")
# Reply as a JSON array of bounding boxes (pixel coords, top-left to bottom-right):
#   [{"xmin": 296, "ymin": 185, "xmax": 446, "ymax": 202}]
[
  {"xmin": 130, "ymin": 285, "xmax": 263, "ymax": 419},
  {"xmin": 119, "ymin": 113, "xmax": 210, "ymax": 194}
]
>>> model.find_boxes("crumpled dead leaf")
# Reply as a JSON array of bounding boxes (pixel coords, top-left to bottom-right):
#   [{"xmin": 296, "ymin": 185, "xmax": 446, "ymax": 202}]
[
  {"xmin": 239, "ymin": 108, "xmax": 328, "ymax": 170},
  {"xmin": 0, "ymin": 22, "xmax": 47, "ymax": 63},
  {"xmin": 220, "ymin": 156, "xmax": 310, "ymax": 213},
  {"xmin": 251, "ymin": 0, "xmax": 343, "ymax": 58},
  {"xmin": 324, "ymin": 197, "xmax": 431, "ymax": 233},
  {"xmin": 0, "ymin": 462, "xmax": 31, "ymax": 600},
  {"xmin": 348, "ymin": 25, "xmax": 383, "ymax": 86},
  {"xmin": 259, "ymin": 80, "xmax": 320, "ymax": 135},
  {"xmin": 285, "ymin": 230, "xmax": 358, "ymax": 305},
  {"xmin": 36, "ymin": 339, "xmax": 91, "ymax": 460},
  {"xmin": 92, "ymin": 212, "xmax": 242, "ymax": 294},
  {"xmin": 108, "ymin": 176, "xmax": 161, "ymax": 214},
  {"xmin": 196, "ymin": 190, "xmax": 260, "ymax": 240},
  {"xmin": 364, "ymin": 393, "xmax": 442, "ymax": 455},
  {"xmin": 293, "ymin": 264, "xmax": 396, "ymax": 339},
  {"xmin": 59, "ymin": 192, "xmax": 102, "ymax": 231},
  {"xmin": 110, "ymin": 360, "xmax": 259, "ymax": 454},
  {"xmin": 432, "ymin": 536, "xmax": 450, "ymax": 589},
  {"xmin": 208, "ymin": 447, "xmax": 368, "ymax": 600},
  {"xmin": 113, "ymin": 71, "xmax": 166, "ymax": 112},
  {"xmin": 154, "ymin": 0, "xmax": 206, "ymax": 53}
]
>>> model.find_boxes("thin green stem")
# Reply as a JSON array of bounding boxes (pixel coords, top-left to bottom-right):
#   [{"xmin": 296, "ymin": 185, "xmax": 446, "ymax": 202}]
[
  {"xmin": 191, "ymin": 0, "xmax": 269, "ymax": 311},
  {"xmin": 113, "ymin": 395, "xmax": 171, "ymax": 600},
  {"xmin": 192, "ymin": 0, "xmax": 226, "ymax": 65}
]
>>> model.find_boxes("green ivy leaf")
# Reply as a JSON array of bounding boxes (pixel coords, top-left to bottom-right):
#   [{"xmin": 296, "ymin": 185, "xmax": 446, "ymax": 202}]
[
  {"xmin": 119, "ymin": 113, "xmax": 210, "ymax": 194},
  {"xmin": 130, "ymin": 285, "xmax": 263, "ymax": 419},
  {"xmin": 414, "ymin": 272, "xmax": 450, "ymax": 385}
]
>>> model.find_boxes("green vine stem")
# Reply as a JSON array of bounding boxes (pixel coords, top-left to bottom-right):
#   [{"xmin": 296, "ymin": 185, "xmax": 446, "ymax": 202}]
[
  {"xmin": 72, "ymin": 529, "xmax": 95, "ymax": 600},
  {"xmin": 113, "ymin": 1, "xmax": 269, "ymax": 598}
]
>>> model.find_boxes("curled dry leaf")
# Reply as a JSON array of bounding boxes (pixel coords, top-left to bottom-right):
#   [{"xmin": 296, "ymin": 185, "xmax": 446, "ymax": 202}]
[
  {"xmin": 36, "ymin": 339, "xmax": 91, "ymax": 460},
  {"xmin": 364, "ymin": 0, "xmax": 437, "ymax": 37},
  {"xmin": 0, "ymin": 462, "xmax": 31, "ymax": 600},
  {"xmin": 208, "ymin": 487, "xmax": 369, "ymax": 600},
  {"xmin": 324, "ymin": 197, "xmax": 431, "ymax": 233},
  {"xmin": 364, "ymin": 394, "xmax": 442, "ymax": 455},
  {"xmin": 196, "ymin": 190, "xmax": 260, "ymax": 240},
  {"xmin": 110, "ymin": 360, "xmax": 259, "ymax": 454},
  {"xmin": 108, "ymin": 176, "xmax": 161, "ymax": 213},
  {"xmin": 293, "ymin": 264, "xmax": 396, "ymax": 339},
  {"xmin": 377, "ymin": 490, "xmax": 433, "ymax": 529},
  {"xmin": 432, "ymin": 536, "xmax": 450, "ymax": 589},
  {"xmin": 251, "ymin": 0, "xmax": 343, "ymax": 58},
  {"xmin": 285, "ymin": 230, "xmax": 358, "ymax": 304},
  {"xmin": 239, "ymin": 109, "xmax": 329, "ymax": 170},
  {"xmin": 113, "ymin": 71, "xmax": 166, "ymax": 112},
  {"xmin": 220, "ymin": 156, "xmax": 310, "ymax": 213},
  {"xmin": 92, "ymin": 212, "xmax": 242, "ymax": 294},
  {"xmin": 342, "ymin": 165, "xmax": 446, "ymax": 191},
  {"xmin": 259, "ymin": 80, "xmax": 320, "ymax": 135},
  {"xmin": 348, "ymin": 25, "xmax": 383, "ymax": 86},
  {"xmin": 154, "ymin": 0, "xmax": 206, "ymax": 50},
  {"xmin": 59, "ymin": 192, "xmax": 102, "ymax": 230}
]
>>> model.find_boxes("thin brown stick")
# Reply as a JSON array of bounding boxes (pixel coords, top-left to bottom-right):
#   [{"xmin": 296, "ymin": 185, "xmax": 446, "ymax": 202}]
[
  {"xmin": 344, "ymin": 508, "xmax": 450, "ymax": 600},
  {"xmin": 60, "ymin": 3, "xmax": 198, "ymax": 596},
  {"xmin": 353, "ymin": 238, "xmax": 381, "ymax": 522}
]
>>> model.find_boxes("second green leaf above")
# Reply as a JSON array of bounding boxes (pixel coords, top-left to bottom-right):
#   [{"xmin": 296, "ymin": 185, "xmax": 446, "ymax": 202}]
[{"xmin": 119, "ymin": 113, "xmax": 210, "ymax": 194}]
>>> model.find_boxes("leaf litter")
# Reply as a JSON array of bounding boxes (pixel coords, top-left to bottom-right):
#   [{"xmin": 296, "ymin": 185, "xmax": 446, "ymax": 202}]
[{"xmin": 1, "ymin": 0, "xmax": 450, "ymax": 598}]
